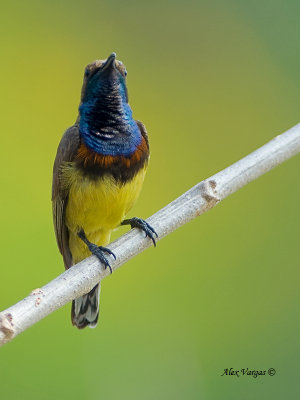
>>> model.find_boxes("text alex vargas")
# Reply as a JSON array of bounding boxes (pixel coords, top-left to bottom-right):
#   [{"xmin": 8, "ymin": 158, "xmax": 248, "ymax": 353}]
[{"xmin": 221, "ymin": 368, "xmax": 266, "ymax": 378}]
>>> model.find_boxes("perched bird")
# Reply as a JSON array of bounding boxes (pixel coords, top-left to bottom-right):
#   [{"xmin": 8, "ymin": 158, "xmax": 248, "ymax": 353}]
[{"xmin": 52, "ymin": 52, "xmax": 157, "ymax": 329}]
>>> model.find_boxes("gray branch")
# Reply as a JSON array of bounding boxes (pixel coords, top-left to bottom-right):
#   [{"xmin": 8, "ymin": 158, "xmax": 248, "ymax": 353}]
[{"xmin": 1, "ymin": 123, "xmax": 300, "ymax": 346}]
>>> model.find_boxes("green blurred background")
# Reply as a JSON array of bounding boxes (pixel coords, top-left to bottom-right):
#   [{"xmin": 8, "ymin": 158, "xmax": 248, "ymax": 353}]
[{"xmin": 0, "ymin": 1, "xmax": 299, "ymax": 399}]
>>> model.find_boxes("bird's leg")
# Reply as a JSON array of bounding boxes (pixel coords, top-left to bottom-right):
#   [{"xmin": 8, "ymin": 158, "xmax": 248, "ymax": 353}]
[
  {"xmin": 77, "ymin": 229, "xmax": 116, "ymax": 274},
  {"xmin": 121, "ymin": 217, "xmax": 158, "ymax": 247}
]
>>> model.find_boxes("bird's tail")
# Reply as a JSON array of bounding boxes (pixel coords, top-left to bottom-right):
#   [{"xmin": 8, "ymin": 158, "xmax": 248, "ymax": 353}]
[{"xmin": 71, "ymin": 283, "xmax": 101, "ymax": 329}]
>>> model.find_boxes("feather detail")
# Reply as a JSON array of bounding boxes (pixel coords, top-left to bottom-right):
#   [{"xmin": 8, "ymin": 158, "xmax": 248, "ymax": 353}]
[
  {"xmin": 76, "ymin": 135, "xmax": 149, "ymax": 169},
  {"xmin": 74, "ymin": 134, "xmax": 149, "ymax": 183},
  {"xmin": 72, "ymin": 284, "xmax": 100, "ymax": 329}
]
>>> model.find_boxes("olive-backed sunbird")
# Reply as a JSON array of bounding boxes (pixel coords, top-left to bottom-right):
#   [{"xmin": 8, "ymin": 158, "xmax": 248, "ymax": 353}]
[{"xmin": 52, "ymin": 53, "xmax": 157, "ymax": 329}]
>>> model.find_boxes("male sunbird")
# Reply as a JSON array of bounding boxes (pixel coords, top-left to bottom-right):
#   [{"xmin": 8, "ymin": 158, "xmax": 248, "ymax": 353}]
[{"xmin": 52, "ymin": 53, "xmax": 157, "ymax": 329}]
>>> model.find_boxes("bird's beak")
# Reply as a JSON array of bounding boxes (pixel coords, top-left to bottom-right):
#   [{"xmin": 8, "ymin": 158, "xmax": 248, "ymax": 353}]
[{"xmin": 102, "ymin": 52, "xmax": 117, "ymax": 72}]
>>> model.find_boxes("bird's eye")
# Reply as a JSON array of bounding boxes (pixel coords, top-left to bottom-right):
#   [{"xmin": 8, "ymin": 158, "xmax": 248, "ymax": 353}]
[
  {"xmin": 124, "ymin": 69, "xmax": 128, "ymax": 77},
  {"xmin": 84, "ymin": 68, "xmax": 90, "ymax": 77}
]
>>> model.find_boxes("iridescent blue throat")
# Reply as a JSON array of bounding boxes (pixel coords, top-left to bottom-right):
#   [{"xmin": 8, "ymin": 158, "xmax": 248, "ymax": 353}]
[{"xmin": 79, "ymin": 83, "xmax": 141, "ymax": 157}]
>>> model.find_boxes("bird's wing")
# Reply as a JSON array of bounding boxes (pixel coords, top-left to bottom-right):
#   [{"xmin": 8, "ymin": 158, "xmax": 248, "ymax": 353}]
[
  {"xmin": 136, "ymin": 120, "xmax": 149, "ymax": 150},
  {"xmin": 52, "ymin": 124, "xmax": 80, "ymax": 269}
]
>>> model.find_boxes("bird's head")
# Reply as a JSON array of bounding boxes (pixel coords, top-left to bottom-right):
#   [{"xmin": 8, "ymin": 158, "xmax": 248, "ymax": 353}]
[
  {"xmin": 78, "ymin": 53, "xmax": 141, "ymax": 156},
  {"xmin": 80, "ymin": 52, "xmax": 128, "ymax": 104}
]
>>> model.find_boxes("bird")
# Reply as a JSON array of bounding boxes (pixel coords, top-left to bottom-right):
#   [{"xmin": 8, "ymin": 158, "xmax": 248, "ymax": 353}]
[{"xmin": 52, "ymin": 52, "xmax": 157, "ymax": 329}]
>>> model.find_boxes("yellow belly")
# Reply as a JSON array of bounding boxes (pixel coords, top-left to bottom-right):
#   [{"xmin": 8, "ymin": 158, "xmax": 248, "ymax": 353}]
[{"xmin": 62, "ymin": 164, "xmax": 147, "ymax": 263}]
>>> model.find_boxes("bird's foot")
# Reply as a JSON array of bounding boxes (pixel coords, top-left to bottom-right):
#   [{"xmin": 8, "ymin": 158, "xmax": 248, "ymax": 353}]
[
  {"xmin": 121, "ymin": 217, "xmax": 158, "ymax": 247},
  {"xmin": 77, "ymin": 230, "xmax": 116, "ymax": 274},
  {"xmin": 88, "ymin": 244, "xmax": 116, "ymax": 274}
]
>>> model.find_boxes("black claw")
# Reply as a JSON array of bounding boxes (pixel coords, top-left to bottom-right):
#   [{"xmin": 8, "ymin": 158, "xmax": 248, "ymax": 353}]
[
  {"xmin": 99, "ymin": 246, "xmax": 117, "ymax": 260},
  {"xmin": 77, "ymin": 229, "xmax": 115, "ymax": 274},
  {"xmin": 147, "ymin": 224, "xmax": 158, "ymax": 237},
  {"xmin": 87, "ymin": 244, "xmax": 115, "ymax": 274},
  {"xmin": 121, "ymin": 217, "xmax": 158, "ymax": 247}
]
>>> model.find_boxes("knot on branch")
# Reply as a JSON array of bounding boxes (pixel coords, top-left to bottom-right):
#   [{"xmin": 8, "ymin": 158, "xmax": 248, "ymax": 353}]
[
  {"xmin": 0, "ymin": 313, "xmax": 14, "ymax": 346},
  {"xmin": 198, "ymin": 179, "xmax": 220, "ymax": 214}
]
